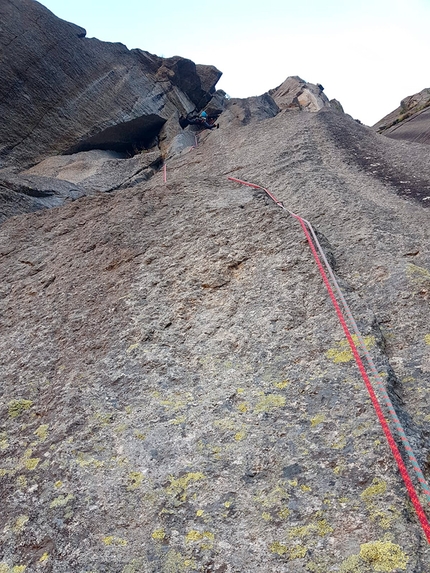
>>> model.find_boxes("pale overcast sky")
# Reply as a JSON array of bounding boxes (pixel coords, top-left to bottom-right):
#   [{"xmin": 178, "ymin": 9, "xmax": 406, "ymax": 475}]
[{"xmin": 39, "ymin": 0, "xmax": 430, "ymax": 126}]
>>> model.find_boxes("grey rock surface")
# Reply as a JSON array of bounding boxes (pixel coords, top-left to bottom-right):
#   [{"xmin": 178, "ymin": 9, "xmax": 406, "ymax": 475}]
[
  {"xmin": 23, "ymin": 150, "xmax": 163, "ymax": 193},
  {"xmin": 0, "ymin": 170, "xmax": 88, "ymax": 224},
  {"xmin": 0, "ymin": 103, "xmax": 429, "ymax": 572},
  {"xmin": 373, "ymin": 88, "xmax": 430, "ymax": 144},
  {"xmin": 0, "ymin": 0, "xmax": 221, "ymax": 168}
]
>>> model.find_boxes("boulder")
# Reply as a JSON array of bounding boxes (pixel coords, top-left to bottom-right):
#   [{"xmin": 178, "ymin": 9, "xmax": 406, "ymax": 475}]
[{"xmin": 269, "ymin": 76, "xmax": 333, "ymax": 112}]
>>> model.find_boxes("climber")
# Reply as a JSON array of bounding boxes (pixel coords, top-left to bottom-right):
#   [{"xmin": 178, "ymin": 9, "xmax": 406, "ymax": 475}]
[{"xmin": 179, "ymin": 110, "xmax": 219, "ymax": 130}]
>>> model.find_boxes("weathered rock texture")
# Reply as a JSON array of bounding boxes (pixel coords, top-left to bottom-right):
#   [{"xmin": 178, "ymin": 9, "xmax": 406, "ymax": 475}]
[
  {"xmin": 1, "ymin": 97, "xmax": 430, "ymax": 572},
  {"xmin": 0, "ymin": 0, "xmax": 221, "ymax": 169},
  {"xmin": 373, "ymin": 88, "xmax": 430, "ymax": 144}
]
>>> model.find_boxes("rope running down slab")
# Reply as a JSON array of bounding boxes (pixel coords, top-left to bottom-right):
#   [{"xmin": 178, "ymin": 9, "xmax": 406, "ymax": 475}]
[{"xmin": 228, "ymin": 176, "xmax": 430, "ymax": 543}]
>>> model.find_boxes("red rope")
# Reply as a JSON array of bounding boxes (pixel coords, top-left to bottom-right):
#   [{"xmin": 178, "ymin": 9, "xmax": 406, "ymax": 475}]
[
  {"xmin": 295, "ymin": 215, "xmax": 430, "ymax": 543},
  {"xmin": 228, "ymin": 176, "xmax": 430, "ymax": 542}
]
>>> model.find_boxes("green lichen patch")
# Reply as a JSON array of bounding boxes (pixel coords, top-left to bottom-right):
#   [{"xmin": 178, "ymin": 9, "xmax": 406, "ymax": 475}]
[{"xmin": 8, "ymin": 399, "xmax": 33, "ymax": 418}]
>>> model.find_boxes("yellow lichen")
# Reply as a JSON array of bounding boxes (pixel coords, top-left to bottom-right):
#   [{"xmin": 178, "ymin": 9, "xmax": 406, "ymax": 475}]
[
  {"xmin": 164, "ymin": 550, "xmax": 197, "ymax": 572},
  {"xmin": 39, "ymin": 553, "xmax": 49, "ymax": 563},
  {"xmin": 289, "ymin": 519, "xmax": 333, "ymax": 539},
  {"xmin": 300, "ymin": 485, "xmax": 312, "ymax": 492},
  {"xmin": 425, "ymin": 334, "xmax": 430, "ymax": 345},
  {"xmin": 326, "ymin": 335, "xmax": 375, "ymax": 363},
  {"xmin": 0, "ymin": 432, "xmax": 8, "ymax": 450},
  {"xmin": 134, "ymin": 431, "xmax": 146, "ymax": 440},
  {"xmin": 254, "ymin": 394, "xmax": 286, "ymax": 413},
  {"xmin": 339, "ymin": 554, "xmax": 361, "ymax": 572},
  {"xmin": 361, "ymin": 478, "xmax": 387, "ymax": 501},
  {"xmin": 151, "ymin": 528, "xmax": 166, "ymax": 540},
  {"xmin": 406, "ymin": 263, "xmax": 430, "ymax": 283},
  {"xmin": 126, "ymin": 343, "xmax": 139, "ymax": 353},
  {"xmin": 170, "ymin": 416, "xmax": 186, "ymax": 425},
  {"xmin": 224, "ymin": 501, "xmax": 232, "ymax": 508},
  {"xmin": 185, "ymin": 530, "xmax": 214, "ymax": 548},
  {"xmin": 196, "ymin": 509, "xmax": 204, "ymax": 517},
  {"xmin": 290, "ymin": 545, "xmax": 307, "ymax": 559},
  {"xmin": 166, "ymin": 472, "xmax": 205, "ymax": 501},
  {"xmin": 50, "ymin": 493, "xmax": 74, "ymax": 508},
  {"xmin": 359, "ymin": 540, "xmax": 408, "ymax": 572},
  {"xmin": 127, "ymin": 471, "xmax": 144, "ymax": 491},
  {"xmin": 331, "ymin": 436, "xmax": 347, "ymax": 450},
  {"xmin": 316, "ymin": 520, "xmax": 333, "ymax": 537},
  {"xmin": 0, "ymin": 565, "xmax": 26, "ymax": 573},
  {"xmin": 34, "ymin": 424, "xmax": 49, "ymax": 441},
  {"xmin": 278, "ymin": 507, "xmax": 290, "ymax": 519},
  {"xmin": 269, "ymin": 541, "xmax": 289, "ymax": 556},
  {"xmin": 13, "ymin": 515, "xmax": 29, "ymax": 532},
  {"xmin": 262, "ymin": 512, "xmax": 271, "ymax": 521},
  {"xmin": 54, "ymin": 480, "xmax": 63, "ymax": 488},
  {"xmin": 269, "ymin": 542, "xmax": 307, "ymax": 560},
  {"xmin": 24, "ymin": 456, "xmax": 40, "ymax": 471},
  {"xmin": 8, "ymin": 400, "xmax": 33, "ymax": 418},
  {"xmin": 16, "ymin": 475, "xmax": 27, "ymax": 489},
  {"xmin": 237, "ymin": 402, "xmax": 248, "ymax": 413},
  {"xmin": 234, "ymin": 430, "xmax": 246, "ymax": 441},
  {"xmin": 103, "ymin": 536, "xmax": 128, "ymax": 546},
  {"xmin": 75, "ymin": 453, "xmax": 104, "ymax": 469},
  {"xmin": 274, "ymin": 380, "xmax": 289, "ymax": 389},
  {"xmin": 310, "ymin": 414, "xmax": 325, "ymax": 427}
]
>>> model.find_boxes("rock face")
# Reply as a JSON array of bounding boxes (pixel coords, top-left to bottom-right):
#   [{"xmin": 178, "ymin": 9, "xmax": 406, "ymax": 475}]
[
  {"xmin": 1, "ymin": 96, "xmax": 430, "ymax": 571},
  {"xmin": 1, "ymin": 4, "xmax": 430, "ymax": 573},
  {"xmin": 373, "ymin": 88, "xmax": 430, "ymax": 145},
  {"xmin": 0, "ymin": 0, "xmax": 221, "ymax": 169}
]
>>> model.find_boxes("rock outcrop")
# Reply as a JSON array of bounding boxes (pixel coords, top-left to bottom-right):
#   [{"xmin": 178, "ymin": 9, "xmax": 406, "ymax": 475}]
[
  {"xmin": 0, "ymin": 0, "xmax": 221, "ymax": 169},
  {"xmin": 270, "ymin": 76, "xmax": 344, "ymax": 113},
  {"xmin": 373, "ymin": 88, "xmax": 430, "ymax": 145}
]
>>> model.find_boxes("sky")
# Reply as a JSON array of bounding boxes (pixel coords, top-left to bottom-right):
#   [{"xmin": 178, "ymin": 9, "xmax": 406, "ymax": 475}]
[{"xmin": 39, "ymin": 0, "xmax": 430, "ymax": 126}]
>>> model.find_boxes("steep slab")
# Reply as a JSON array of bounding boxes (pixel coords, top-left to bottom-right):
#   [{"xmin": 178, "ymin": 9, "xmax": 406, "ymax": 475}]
[{"xmin": 0, "ymin": 107, "xmax": 429, "ymax": 571}]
